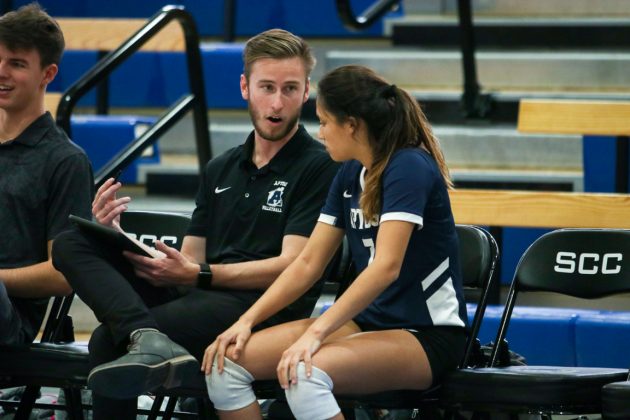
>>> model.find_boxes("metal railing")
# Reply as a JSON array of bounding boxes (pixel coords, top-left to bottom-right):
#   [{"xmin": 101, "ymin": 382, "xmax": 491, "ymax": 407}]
[
  {"xmin": 336, "ymin": 0, "xmax": 401, "ymax": 31},
  {"xmin": 56, "ymin": 5, "xmax": 211, "ymax": 189},
  {"xmin": 335, "ymin": 0, "xmax": 494, "ymax": 119}
]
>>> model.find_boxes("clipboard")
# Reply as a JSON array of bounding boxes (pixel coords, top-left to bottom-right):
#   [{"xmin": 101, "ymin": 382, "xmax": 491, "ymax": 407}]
[{"xmin": 68, "ymin": 215, "xmax": 161, "ymax": 258}]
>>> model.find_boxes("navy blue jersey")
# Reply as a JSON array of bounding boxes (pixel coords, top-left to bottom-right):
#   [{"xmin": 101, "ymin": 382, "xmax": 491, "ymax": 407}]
[{"xmin": 319, "ymin": 149, "xmax": 467, "ymax": 329}]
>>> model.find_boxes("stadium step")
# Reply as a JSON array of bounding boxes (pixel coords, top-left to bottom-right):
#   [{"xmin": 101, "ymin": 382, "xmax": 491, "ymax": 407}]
[
  {"xmin": 139, "ymin": 119, "xmax": 583, "ymax": 196},
  {"xmin": 388, "ymin": 16, "xmax": 630, "ymax": 49},
  {"xmin": 325, "ymin": 49, "xmax": 630, "ymax": 92}
]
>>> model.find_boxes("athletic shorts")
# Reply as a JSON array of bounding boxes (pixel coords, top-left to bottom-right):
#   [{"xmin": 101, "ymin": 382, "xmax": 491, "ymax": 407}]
[{"xmin": 354, "ymin": 320, "xmax": 467, "ymax": 387}]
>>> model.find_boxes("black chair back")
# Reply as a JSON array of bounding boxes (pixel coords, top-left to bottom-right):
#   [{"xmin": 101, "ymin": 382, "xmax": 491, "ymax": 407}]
[
  {"xmin": 489, "ymin": 228, "xmax": 630, "ymax": 367},
  {"xmin": 457, "ymin": 224, "xmax": 499, "ymax": 368},
  {"xmin": 120, "ymin": 210, "xmax": 192, "ymax": 252},
  {"xmin": 516, "ymin": 228, "xmax": 630, "ymax": 297}
]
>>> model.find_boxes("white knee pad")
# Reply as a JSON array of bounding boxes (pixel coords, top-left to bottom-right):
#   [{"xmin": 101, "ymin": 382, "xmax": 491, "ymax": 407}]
[
  {"xmin": 285, "ymin": 363, "xmax": 341, "ymax": 420},
  {"xmin": 205, "ymin": 358, "xmax": 256, "ymax": 411}
]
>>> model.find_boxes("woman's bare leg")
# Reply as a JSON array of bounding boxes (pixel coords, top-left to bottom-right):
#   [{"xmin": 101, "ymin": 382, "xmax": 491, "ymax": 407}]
[
  {"xmin": 215, "ymin": 318, "xmax": 361, "ymax": 419},
  {"xmin": 311, "ymin": 329, "xmax": 432, "ymax": 394}
]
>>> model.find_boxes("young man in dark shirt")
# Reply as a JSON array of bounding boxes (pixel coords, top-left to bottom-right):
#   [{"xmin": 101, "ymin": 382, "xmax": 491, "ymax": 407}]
[
  {"xmin": 0, "ymin": 3, "xmax": 93, "ymax": 346},
  {"xmin": 53, "ymin": 28, "xmax": 338, "ymax": 418}
]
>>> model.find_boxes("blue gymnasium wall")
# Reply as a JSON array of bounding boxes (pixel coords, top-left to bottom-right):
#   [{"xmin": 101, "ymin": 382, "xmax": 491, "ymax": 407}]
[
  {"xmin": 48, "ymin": 45, "xmax": 246, "ymax": 109},
  {"xmin": 16, "ymin": 0, "xmax": 402, "ymax": 37}
]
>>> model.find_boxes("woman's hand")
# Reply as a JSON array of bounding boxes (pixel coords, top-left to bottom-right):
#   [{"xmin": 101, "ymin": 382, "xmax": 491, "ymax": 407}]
[
  {"xmin": 122, "ymin": 241, "xmax": 197, "ymax": 287},
  {"xmin": 92, "ymin": 177, "xmax": 131, "ymax": 230},
  {"xmin": 201, "ymin": 320, "xmax": 253, "ymax": 375},
  {"xmin": 276, "ymin": 329, "xmax": 322, "ymax": 389}
]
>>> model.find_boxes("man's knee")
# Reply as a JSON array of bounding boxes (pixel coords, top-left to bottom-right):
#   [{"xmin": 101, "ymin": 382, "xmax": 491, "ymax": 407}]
[
  {"xmin": 206, "ymin": 358, "xmax": 256, "ymax": 411},
  {"xmin": 51, "ymin": 229, "xmax": 81, "ymax": 271},
  {"xmin": 285, "ymin": 362, "xmax": 340, "ymax": 420}
]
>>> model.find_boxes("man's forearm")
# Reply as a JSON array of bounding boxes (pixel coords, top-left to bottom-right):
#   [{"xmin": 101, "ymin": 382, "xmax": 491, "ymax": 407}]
[
  {"xmin": 0, "ymin": 261, "xmax": 71, "ymax": 298},
  {"xmin": 209, "ymin": 254, "xmax": 295, "ymax": 290}
]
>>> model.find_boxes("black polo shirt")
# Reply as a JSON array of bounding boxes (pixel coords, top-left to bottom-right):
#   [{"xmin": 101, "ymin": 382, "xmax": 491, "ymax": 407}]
[
  {"xmin": 0, "ymin": 112, "xmax": 93, "ymax": 339},
  {"xmin": 188, "ymin": 125, "xmax": 338, "ymax": 267},
  {"xmin": 187, "ymin": 125, "xmax": 338, "ymax": 322}
]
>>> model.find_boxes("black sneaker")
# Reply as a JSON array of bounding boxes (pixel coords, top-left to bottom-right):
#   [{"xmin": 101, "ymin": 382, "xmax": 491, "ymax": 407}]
[{"xmin": 87, "ymin": 329, "xmax": 199, "ymax": 399}]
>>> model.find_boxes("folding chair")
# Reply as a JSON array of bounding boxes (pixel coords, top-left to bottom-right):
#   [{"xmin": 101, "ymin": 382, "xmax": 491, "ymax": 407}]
[
  {"xmin": 0, "ymin": 292, "xmax": 88, "ymax": 420},
  {"xmin": 441, "ymin": 228, "xmax": 630, "ymax": 419},
  {"xmin": 332, "ymin": 224, "xmax": 499, "ymax": 419},
  {"xmin": 602, "ymin": 378, "xmax": 630, "ymax": 420},
  {"xmin": 0, "ymin": 210, "xmax": 193, "ymax": 420}
]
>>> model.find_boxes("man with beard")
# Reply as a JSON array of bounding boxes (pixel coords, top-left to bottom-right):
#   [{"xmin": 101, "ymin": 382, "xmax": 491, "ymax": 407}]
[{"xmin": 52, "ymin": 29, "xmax": 338, "ymax": 418}]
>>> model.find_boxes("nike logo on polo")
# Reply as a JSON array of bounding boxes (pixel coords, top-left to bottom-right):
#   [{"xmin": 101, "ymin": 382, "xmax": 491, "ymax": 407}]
[
  {"xmin": 343, "ymin": 190, "xmax": 352, "ymax": 198},
  {"xmin": 214, "ymin": 186, "xmax": 231, "ymax": 194}
]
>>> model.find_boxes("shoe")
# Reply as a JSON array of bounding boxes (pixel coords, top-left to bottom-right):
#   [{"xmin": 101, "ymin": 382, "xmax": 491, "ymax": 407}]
[{"xmin": 87, "ymin": 329, "xmax": 199, "ymax": 399}]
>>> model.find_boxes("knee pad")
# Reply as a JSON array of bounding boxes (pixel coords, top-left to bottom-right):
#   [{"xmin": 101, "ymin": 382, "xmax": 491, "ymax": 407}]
[
  {"xmin": 285, "ymin": 363, "xmax": 340, "ymax": 420},
  {"xmin": 205, "ymin": 358, "xmax": 256, "ymax": 411}
]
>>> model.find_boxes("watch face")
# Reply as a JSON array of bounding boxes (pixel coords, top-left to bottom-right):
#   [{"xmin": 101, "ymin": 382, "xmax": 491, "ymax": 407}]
[{"xmin": 198, "ymin": 264, "xmax": 213, "ymax": 289}]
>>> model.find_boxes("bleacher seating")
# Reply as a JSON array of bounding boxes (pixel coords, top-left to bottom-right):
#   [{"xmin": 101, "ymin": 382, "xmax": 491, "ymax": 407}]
[
  {"xmin": 16, "ymin": 0, "xmax": 401, "ymax": 38},
  {"xmin": 51, "ymin": 46, "xmax": 245, "ymax": 109}
]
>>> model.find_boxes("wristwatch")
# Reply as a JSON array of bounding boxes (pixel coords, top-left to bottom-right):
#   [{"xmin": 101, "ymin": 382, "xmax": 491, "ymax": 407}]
[{"xmin": 197, "ymin": 263, "xmax": 213, "ymax": 290}]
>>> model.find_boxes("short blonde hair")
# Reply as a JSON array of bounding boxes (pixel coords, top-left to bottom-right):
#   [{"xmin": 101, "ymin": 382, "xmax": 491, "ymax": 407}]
[{"xmin": 243, "ymin": 29, "xmax": 315, "ymax": 79}]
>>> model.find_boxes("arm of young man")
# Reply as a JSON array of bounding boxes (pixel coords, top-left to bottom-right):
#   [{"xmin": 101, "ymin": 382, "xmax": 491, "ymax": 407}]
[
  {"xmin": 0, "ymin": 240, "xmax": 71, "ymax": 298},
  {"xmin": 1, "ymin": 150, "xmax": 93, "ymax": 298}
]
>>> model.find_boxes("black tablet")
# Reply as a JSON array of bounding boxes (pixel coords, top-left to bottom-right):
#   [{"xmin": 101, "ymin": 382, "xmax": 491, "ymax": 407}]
[{"xmin": 68, "ymin": 215, "xmax": 159, "ymax": 258}]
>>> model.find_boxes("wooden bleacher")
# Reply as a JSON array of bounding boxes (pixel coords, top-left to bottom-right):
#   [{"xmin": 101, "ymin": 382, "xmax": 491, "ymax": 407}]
[
  {"xmin": 518, "ymin": 99, "xmax": 630, "ymax": 136},
  {"xmin": 450, "ymin": 189, "xmax": 630, "ymax": 229},
  {"xmin": 454, "ymin": 98, "xmax": 630, "ymax": 232},
  {"xmin": 57, "ymin": 18, "xmax": 184, "ymax": 52},
  {"xmin": 44, "ymin": 16, "xmax": 186, "ymax": 115}
]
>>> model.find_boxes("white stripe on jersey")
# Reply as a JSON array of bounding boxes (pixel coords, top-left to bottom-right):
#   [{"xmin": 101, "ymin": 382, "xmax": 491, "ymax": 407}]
[
  {"xmin": 426, "ymin": 277, "xmax": 466, "ymax": 327},
  {"xmin": 380, "ymin": 212, "xmax": 424, "ymax": 229},
  {"xmin": 421, "ymin": 257, "xmax": 449, "ymax": 291},
  {"xmin": 318, "ymin": 213, "xmax": 337, "ymax": 225}
]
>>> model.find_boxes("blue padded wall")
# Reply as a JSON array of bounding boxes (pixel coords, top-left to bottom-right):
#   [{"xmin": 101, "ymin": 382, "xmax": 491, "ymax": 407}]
[
  {"xmin": 575, "ymin": 311, "xmax": 630, "ymax": 368},
  {"xmin": 474, "ymin": 306, "xmax": 581, "ymax": 366},
  {"xmin": 52, "ymin": 45, "xmax": 245, "ymax": 109},
  {"xmin": 71, "ymin": 115, "xmax": 159, "ymax": 184},
  {"xmin": 583, "ymin": 135, "xmax": 630, "ymax": 193}
]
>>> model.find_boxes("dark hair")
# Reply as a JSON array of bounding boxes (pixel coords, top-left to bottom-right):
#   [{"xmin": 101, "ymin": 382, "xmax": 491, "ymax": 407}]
[
  {"xmin": 243, "ymin": 28, "xmax": 315, "ymax": 80},
  {"xmin": 0, "ymin": 2, "xmax": 64, "ymax": 67},
  {"xmin": 317, "ymin": 65, "xmax": 452, "ymax": 222}
]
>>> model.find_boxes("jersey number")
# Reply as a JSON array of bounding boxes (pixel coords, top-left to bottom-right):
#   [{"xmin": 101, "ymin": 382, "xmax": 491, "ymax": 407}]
[{"xmin": 362, "ymin": 238, "xmax": 375, "ymax": 265}]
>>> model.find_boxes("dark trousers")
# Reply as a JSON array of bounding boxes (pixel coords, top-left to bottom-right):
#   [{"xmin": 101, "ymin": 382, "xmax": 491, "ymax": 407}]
[
  {"xmin": 52, "ymin": 228, "xmax": 268, "ymax": 419},
  {"xmin": 0, "ymin": 282, "xmax": 35, "ymax": 346}
]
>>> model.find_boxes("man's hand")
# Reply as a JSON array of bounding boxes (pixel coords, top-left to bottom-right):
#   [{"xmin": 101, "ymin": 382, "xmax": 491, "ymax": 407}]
[
  {"xmin": 92, "ymin": 177, "xmax": 131, "ymax": 230},
  {"xmin": 123, "ymin": 241, "xmax": 199, "ymax": 288}
]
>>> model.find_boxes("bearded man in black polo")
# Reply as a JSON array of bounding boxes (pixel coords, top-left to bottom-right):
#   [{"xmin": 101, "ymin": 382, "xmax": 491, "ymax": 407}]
[{"xmin": 52, "ymin": 28, "xmax": 338, "ymax": 419}]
